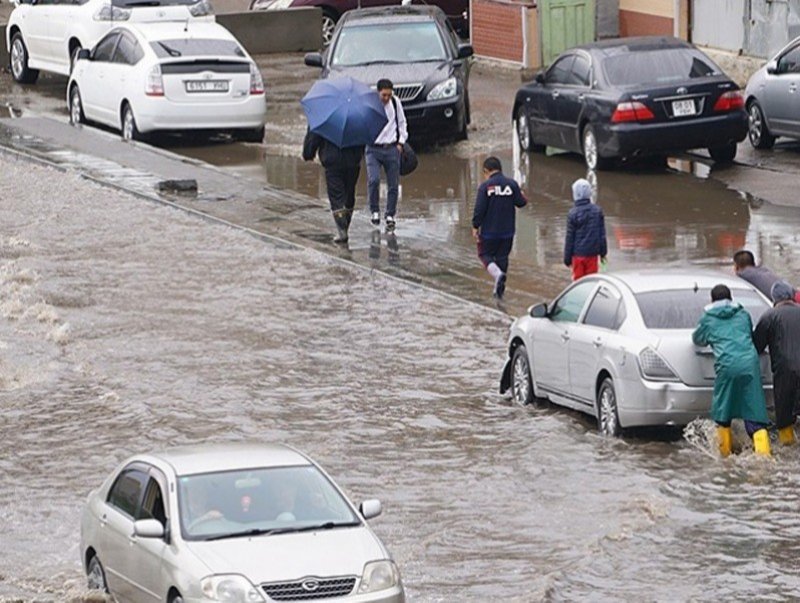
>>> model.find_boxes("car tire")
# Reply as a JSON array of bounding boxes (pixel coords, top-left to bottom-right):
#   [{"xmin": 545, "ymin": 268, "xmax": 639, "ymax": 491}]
[
  {"xmin": 170, "ymin": 593, "xmax": 184, "ymax": 603},
  {"xmin": 237, "ymin": 125, "xmax": 265, "ymax": 144},
  {"xmin": 10, "ymin": 32, "xmax": 40, "ymax": 84},
  {"xmin": 515, "ymin": 106, "xmax": 542, "ymax": 152},
  {"xmin": 510, "ymin": 344, "xmax": 537, "ymax": 406},
  {"xmin": 747, "ymin": 101, "xmax": 775, "ymax": 150},
  {"xmin": 321, "ymin": 8, "xmax": 338, "ymax": 47},
  {"xmin": 69, "ymin": 85, "xmax": 85, "ymax": 126},
  {"xmin": 86, "ymin": 555, "xmax": 108, "ymax": 592},
  {"xmin": 597, "ymin": 377, "xmax": 621, "ymax": 437},
  {"xmin": 582, "ymin": 124, "xmax": 612, "ymax": 171},
  {"xmin": 708, "ymin": 142, "xmax": 737, "ymax": 164},
  {"xmin": 121, "ymin": 103, "xmax": 144, "ymax": 142}
]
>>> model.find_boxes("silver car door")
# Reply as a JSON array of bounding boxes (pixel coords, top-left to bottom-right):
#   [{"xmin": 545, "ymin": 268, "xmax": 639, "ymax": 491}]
[
  {"xmin": 127, "ymin": 476, "xmax": 169, "ymax": 602},
  {"xmin": 763, "ymin": 43, "xmax": 800, "ymax": 136}
]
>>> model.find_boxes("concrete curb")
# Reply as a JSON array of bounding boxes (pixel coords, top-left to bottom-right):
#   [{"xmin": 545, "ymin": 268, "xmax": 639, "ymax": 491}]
[{"xmin": 217, "ymin": 8, "xmax": 322, "ymax": 54}]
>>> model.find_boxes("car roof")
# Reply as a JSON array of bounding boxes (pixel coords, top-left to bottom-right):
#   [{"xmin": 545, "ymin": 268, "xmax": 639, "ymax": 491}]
[
  {"xmin": 123, "ymin": 21, "xmax": 236, "ymax": 43},
  {"xmin": 571, "ymin": 35, "xmax": 692, "ymax": 54},
  {"xmin": 599, "ymin": 269, "xmax": 760, "ymax": 295},
  {"xmin": 341, "ymin": 5, "xmax": 443, "ymax": 25},
  {"xmin": 144, "ymin": 442, "xmax": 312, "ymax": 476}
]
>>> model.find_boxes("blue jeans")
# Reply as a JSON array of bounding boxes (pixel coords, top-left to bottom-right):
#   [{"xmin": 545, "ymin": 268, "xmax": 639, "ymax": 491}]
[{"xmin": 366, "ymin": 144, "xmax": 400, "ymax": 217}]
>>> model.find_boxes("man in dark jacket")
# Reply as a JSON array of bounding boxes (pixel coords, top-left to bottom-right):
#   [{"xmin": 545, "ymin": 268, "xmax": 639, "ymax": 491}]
[
  {"xmin": 564, "ymin": 178, "xmax": 607, "ymax": 280},
  {"xmin": 471, "ymin": 156, "xmax": 527, "ymax": 299},
  {"xmin": 753, "ymin": 280, "xmax": 800, "ymax": 446},
  {"xmin": 302, "ymin": 128, "xmax": 364, "ymax": 244},
  {"xmin": 733, "ymin": 249, "xmax": 800, "ymax": 302}
]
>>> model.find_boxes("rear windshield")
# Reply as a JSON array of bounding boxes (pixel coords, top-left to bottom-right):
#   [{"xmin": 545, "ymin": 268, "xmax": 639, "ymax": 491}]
[
  {"xmin": 332, "ymin": 21, "xmax": 447, "ymax": 66},
  {"xmin": 602, "ymin": 48, "xmax": 720, "ymax": 86},
  {"xmin": 150, "ymin": 39, "xmax": 245, "ymax": 58},
  {"xmin": 635, "ymin": 288, "xmax": 769, "ymax": 329}
]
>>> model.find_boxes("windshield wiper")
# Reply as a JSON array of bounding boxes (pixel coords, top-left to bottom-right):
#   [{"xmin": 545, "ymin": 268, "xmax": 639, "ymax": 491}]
[
  {"xmin": 203, "ymin": 528, "xmax": 275, "ymax": 541},
  {"xmin": 264, "ymin": 521, "xmax": 362, "ymax": 536},
  {"xmin": 157, "ymin": 41, "xmax": 182, "ymax": 57},
  {"xmin": 122, "ymin": 1, "xmax": 162, "ymax": 5},
  {"xmin": 351, "ymin": 60, "xmax": 405, "ymax": 66}
]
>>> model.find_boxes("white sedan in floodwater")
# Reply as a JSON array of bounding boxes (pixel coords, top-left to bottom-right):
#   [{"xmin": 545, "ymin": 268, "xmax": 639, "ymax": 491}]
[
  {"xmin": 80, "ymin": 443, "xmax": 405, "ymax": 603},
  {"xmin": 500, "ymin": 270, "xmax": 774, "ymax": 436},
  {"xmin": 67, "ymin": 21, "xmax": 266, "ymax": 143}
]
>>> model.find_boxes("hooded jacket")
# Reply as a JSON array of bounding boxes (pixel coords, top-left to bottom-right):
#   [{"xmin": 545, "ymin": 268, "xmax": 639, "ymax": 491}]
[
  {"xmin": 753, "ymin": 301, "xmax": 800, "ymax": 376},
  {"xmin": 472, "ymin": 172, "xmax": 527, "ymax": 239},
  {"xmin": 692, "ymin": 300, "xmax": 769, "ymax": 424},
  {"xmin": 302, "ymin": 129, "xmax": 364, "ymax": 170},
  {"xmin": 563, "ymin": 193, "xmax": 607, "ymax": 266}
]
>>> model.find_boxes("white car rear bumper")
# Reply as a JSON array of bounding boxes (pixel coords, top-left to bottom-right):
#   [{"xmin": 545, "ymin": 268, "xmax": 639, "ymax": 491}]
[{"xmin": 134, "ymin": 94, "xmax": 266, "ymax": 133}]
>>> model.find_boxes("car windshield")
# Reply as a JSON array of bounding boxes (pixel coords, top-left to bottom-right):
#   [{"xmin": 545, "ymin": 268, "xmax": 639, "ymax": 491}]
[
  {"xmin": 331, "ymin": 21, "xmax": 447, "ymax": 66},
  {"xmin": 602, "ymin": 48, "xmax": 720, "ymax": 86},
  {"xmin": 177, "ymin": 465, "xmax": 360, "ymax": 541},
  {"xmin": 150, "ymin": 39, "xmax": 245, "ymax": 58},
  {"xmin": 635, "ymin": 288, "xmax": 770, "ymax": 329}
]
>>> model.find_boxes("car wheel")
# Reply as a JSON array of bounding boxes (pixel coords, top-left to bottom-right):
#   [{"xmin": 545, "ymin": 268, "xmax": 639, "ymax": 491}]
[
  {"xmin": 121, "ymin": 103, "xmax": 143, "ymax": 142},
  {"xmin": 69, "ymin": 85, "xmax": 84, "ymax": 126},
  {"xmin": 321, "ymin": 8, "xmax": 338, "ymax": 47},
  {"xmin": 747, "ymin": 101, "xmax": 775, "ymax": 150},
  {"xmin": 510, "ymin": 344, "xmax": 535, "ymax": 405},
  {"xmin": 582, "ymin": 124, "xmax": 612, "ymax": 171},
  {"xmin": 708, "ymin": 142, "xmax": 737, "ymax": 164},
  {"xmin": 70, "ymin": 44, "xmax": 82, "ymax": 74},
  {"xmin": 10, "ymin": 33, "xmax": 40, "ymax": 84},
  {"xmin": 86, "ymin": 555, "xmax": 108, "ymax": 592},
  {"xmin": 236, "ymin": 125, "xmax": 265, "ymax": 144},
  {"xmin": 515, "ymin": 106, "xmax": 541, "ymax": 152},
  {"xmin": 597, "ymin": 377, "xmax": 621, "ymax": 437},
  {"xmin": 170, "ymin": 592, "xmax": 184, "ymax": 603}
]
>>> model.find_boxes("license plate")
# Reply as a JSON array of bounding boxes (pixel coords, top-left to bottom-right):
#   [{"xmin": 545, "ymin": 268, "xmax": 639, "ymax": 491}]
[
  {"xmin": 185, "ymin": 80, "xmax": 229, "ymax": 93},
  {"xmin": 672, "ymin": 99, "xmax": 696, "ymax": 117}
]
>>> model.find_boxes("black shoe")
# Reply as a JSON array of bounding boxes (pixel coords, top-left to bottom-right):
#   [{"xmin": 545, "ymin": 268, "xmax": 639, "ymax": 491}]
[
  {"xmin": 333, "ymin": 226, "xmax": 348, "ymax": 244},
  {"xmin": 494, "ymin": 273, "xmax": 507, "ymax": 299},
  {"xmin": 371, "ymin": 212, "xmax": 380, "ymax": 227}
]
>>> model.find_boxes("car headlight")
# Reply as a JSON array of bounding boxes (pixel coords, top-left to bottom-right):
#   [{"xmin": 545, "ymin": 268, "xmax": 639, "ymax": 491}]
[
  {"xmin": 358, "ymin": 560, "xmax": 400, "ymax": 594},
  {"xmin": 201, "ymin": 575, "xmax": 266, "ymax": 602},
  {"xmin": 93, "ymin": 4, "xmax": 131, "ymax": 20},
  {"xmin": 426, "ymin": 77, "xmax": 457, "ymax": 101},
  {"xmin": 251, "ymin": 0, "xmax": 293, "ymax": 10},
  {"xmin": 188, "ymin": 0, "xmax": 214, "ymax": 16}
]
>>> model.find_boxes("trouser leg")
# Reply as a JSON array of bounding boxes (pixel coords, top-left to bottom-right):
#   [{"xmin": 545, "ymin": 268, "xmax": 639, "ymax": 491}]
[
  {"xmin": 365, "ymin": 148, "xmax": 381, "ymax": 214},
  {"xmin": 773, "ymin": 371, "xmax": 799, "ymax": 430},
  {"xmin": 343, "ymin": 165, "xmax": 360, "ymax": 228},
  {"xmin": 325, "ymin": 168, "xmax": 349, "ymax": 232},
  {"xmin": 384, "ymin": 146, "xmax": 400, "ymax": 217},
  {"xmin": 494, "ymin": 237, "xmax": 514, "ymax": 274}
]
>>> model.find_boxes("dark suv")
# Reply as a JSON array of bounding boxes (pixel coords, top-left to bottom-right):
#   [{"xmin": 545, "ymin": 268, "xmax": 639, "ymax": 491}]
[{"xmin": 304, "ymin": 5, "xmax": 473, "ymax": 143}]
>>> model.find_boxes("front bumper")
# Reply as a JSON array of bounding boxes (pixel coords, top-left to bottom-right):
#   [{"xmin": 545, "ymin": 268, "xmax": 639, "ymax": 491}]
[
  {"xmin": 134, "ymin": 94, "xmax": 267, "ymax": 133},
  {"xmin": 404, "ymin": 97, "xmax": 466, "ymax": 140},
  {"xmin": 180, "ymin": 586, "xmax": 404, "ymax": 603},
  {"xmin": 597, "ymin": 110, "xmax": 748, "ymax": 158}
]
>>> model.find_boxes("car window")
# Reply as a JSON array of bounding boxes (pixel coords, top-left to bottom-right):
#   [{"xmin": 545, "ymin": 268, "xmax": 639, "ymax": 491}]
[
  {"xmin": 546, "ymin": 55, "xmax": 574, "ymax": 85},
  {"xmin": 602, "ymin": 48, "xmax": 720, "ymax": 86},
  {"xmin": 92, "ymin": 33, "xmax": 120, "ymax": 62},
  {"xmin": 150, "ymin": 38, "xmax": 245, "ymax": 59},
  {"xmin": 114, "ymin": 0, "xmax": 200, "ymax": 5},
  {"xmin": 331, "ymin": 21, "xmax": 447, "ymax": 66},
  {"xmin": 138, "ymin": 478, "xmax": 167, "ymax": 525},
  {"xmin": 107, "ymin": 469, "xmax": 149, "ymax": 518},
  {"xmin": 778, "ymin": 45, "xmax": 800, "ymax": 74},
  {"xmin": 112, "ymin": 34, "xmax": 139, "ymax": 65},
  {"xmin": 550, "ymin": 280, "xmax": 596, "ymax": 323},
  {"xmin": 635, "ymin": 288, "xmax": 770, "ymax": 329},
  {"xmin": 583, "ymin": 285, "xmax": 625, "ymax": 330},
  {"xmin": 569, "ymin": 54, "xmax": 591, "ymax": 86}
]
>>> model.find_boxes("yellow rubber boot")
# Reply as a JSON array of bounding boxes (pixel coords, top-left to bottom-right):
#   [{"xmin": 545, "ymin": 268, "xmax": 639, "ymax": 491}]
[
  {"xmin": 717, "ymin": 426, "xmax": 732, "ymax": 458},
  {"xmin": 778, "ymin": 426, "xmax": 796, "ymax": 446},
  {"xmin": 753, "ymin": 429, "xmax": 772, "ymax": 457}
]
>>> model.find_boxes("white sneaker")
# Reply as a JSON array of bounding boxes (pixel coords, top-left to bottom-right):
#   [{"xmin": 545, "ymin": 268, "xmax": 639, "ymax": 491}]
[
  {"xmin": 371, "ymin": 212, "xmax": 380, "ymax": 227},
  {"xmin": 385, "ymin": 215, "xmax": 396, "ymax": 232}
]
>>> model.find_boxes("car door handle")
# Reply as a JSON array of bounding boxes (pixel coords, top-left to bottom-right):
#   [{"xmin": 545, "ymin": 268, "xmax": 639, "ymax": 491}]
[
  {"xmin": 790, "ymin": 84, "xmax": 797, "ymax": 93},
  {"xmin": 578, "ymin": 94, "xmax": 585, "ymax": 101},
  {"xmin": 560, "ymin": 332, "xmax": 570, "ymax": 342},
  {"xmin": 551, "ymin": 91, "xmax": 560, "ymax": 98},
  {"xmin": 593, "ymin": 338, "xmax": 603, "ymax": 348}
]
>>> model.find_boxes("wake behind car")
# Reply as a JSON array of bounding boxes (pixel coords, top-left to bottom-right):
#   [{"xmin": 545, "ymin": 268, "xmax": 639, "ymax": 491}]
[
  {"xmin": 500, "ymin": 271, "xmax": 773, "ymax": 436},
  {"xmin": 68, "ymin": 21, "xmax": 266, "ymax": 142},
  {"xmin": 513, "ymin": 36, "xmax": 748, "ymax": 170},
  {"xmin": 6, "ymin": 0, "xmax": 214, "ymax": 84},
  {"xmin": 304, "ymin": 6, "xmax": 473, "ymax": 143},
  {"xmin": 80, "ymin": 442, "xmax": 405, "ymax": 602}
]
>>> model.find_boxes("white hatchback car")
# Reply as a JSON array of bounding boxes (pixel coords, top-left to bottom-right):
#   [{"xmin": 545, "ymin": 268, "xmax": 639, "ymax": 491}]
[
  {"xmin": 67, "ymin": 22, "xmax": 266, "ymax": 142},
  {"xmin": 80, "ymin": 442, "xmax": 405, "ymax": 603},
  {"xmin": 6, "ymin": 0, "xmax": 214, "ymax": 83}
]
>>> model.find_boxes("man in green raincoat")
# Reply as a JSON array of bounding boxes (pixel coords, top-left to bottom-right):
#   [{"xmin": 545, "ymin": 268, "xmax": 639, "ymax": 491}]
[{"xmin": 692, "ymin": 284, "xmax": 771, "ymax": 457}]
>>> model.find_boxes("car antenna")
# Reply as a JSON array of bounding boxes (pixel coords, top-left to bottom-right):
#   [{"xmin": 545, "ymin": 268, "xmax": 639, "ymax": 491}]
[
  {"xmin": 184, "ymin": 17, "xmax": 189, "ymax": 32},
  {"xmin": 693, "ymin": 282, "xmax": 698, "ymax": 293}
]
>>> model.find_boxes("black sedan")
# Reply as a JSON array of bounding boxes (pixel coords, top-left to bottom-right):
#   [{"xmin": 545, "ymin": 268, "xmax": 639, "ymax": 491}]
[
  {"xmin": 513, "ymin": 36, "xmax": 748, "ymax": 170},
  {"xmin": 304, "ymin": 5, "xmax": 473, "ymax": 143}
]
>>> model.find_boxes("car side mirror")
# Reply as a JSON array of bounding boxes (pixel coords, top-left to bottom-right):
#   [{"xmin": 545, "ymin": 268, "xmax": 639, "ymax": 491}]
[
  {"xmin": 359, "ymin": 499, "xmax": 382, "ymax": 520},
  {"xmin": 766, "ymin": 59, "xmax": 778, "ymax": 74},
  {"xmin": 457, "ymin": 44, "xmax": 474, "ymax": 59},
  {"xmin": 304, "ymin": 52, "xmax": 323, "ymax": 68},
  {"xmin": 133, "ymin": 519, "xmax": 165, "ymax": 539},
  {"xmin": 77, "ymin": 48, "xmax": 91, "ymax": 61},
  {"xmin": 530, "ymin": 303, "xmax": 548, "ymax": 318},
  {"xmin": 534, "ymin": 72, "xmax": 545, "ymax": 84}
]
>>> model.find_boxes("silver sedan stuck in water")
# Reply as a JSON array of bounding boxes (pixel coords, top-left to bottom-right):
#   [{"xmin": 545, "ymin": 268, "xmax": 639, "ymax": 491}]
[
  {"xmin": 80, "ymin": 442, "xmax": 404, "ymax": 602},
  {"xmin": 500, "ymin": 271, "xmax": 774, "ymax": 436}
]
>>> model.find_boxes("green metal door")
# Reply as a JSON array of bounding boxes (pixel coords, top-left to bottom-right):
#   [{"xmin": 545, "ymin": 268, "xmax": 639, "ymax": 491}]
[{"xmin": 539, "ymin": 0, "xmax": 595, "ymax": 66}]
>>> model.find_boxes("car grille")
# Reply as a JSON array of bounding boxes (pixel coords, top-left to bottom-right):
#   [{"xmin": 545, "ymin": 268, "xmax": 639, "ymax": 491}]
[
  {"xmin": 394, "ymin": 83, "xmax": 424, "ymax": 103},
  {"xmin": 262, "ymin": 576, "xmax": 357, "ymax": 600}
]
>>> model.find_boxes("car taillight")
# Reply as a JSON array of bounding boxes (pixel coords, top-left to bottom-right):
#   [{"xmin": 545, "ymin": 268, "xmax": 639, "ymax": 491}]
[
  {"xmin": 638, "ymin": 347, "xmax": 679, "ymax": 381},
  {"xmin": 611, "ymin": 101, "xmax": 655, "ymax": 123},
  {"xmin": 713, "ymin": 90, "xmax": 744, "ymax": 112},
  {"xmin": 145, "ymin": 65, "xmax": 164, "ymax": 97},
  {"xmin": 250, "ymin": 63, "xmax": 264, "ymax": 95},
  {"xmin": 93, "ymin": 4, "xmax": 131, "ymax": 20}
]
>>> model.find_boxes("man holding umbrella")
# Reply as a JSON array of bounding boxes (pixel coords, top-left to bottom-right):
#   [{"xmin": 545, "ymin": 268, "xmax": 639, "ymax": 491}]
[{"xmin": 301, "ymin": 77, "xmax": 388, "ymax": 244}]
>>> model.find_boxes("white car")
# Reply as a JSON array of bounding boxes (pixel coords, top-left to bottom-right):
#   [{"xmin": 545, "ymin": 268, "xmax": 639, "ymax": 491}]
[
  {"xmin": 6, "ymin": 0, "xmax": 214, "ymax": 84},
  {"xmin": 80, "ymin": 442, "xmax": 405, "ymax": 603},
  {"xmin": 67, "ymin": 22, "xmax": 266, "ymax": 142}
]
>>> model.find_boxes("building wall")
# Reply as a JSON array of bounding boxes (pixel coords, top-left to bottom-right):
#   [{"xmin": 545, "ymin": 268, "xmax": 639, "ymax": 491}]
[
  {"xmin": 471, "ymin": 0, "xmax": 526, "ymax": 63},
  {"xmin": 619, "ymin": 0, "xmax": 673, "ymax": 36}
]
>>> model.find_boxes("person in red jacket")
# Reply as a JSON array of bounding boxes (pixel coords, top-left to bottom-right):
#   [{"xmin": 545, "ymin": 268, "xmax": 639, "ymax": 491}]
[{"xmin": 564, "ymin": 178, "xmax": 607, "ymax": 280}]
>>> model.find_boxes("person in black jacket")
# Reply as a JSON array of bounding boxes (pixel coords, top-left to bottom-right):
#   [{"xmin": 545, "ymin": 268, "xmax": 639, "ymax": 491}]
[
  {"xmin": 564, "ymin": 178, "xmax": 607, "ymax": 280},
  {"xmin": 302, "ymin": 128, "xmax": 364, "ymax": 244},
  {"xmin": 753, "ymin": 280, "xmax": 800, "ymax": 445},
  {"xmin": 471, "ymin": 156, "xmax": 527, "ymax": 299}
]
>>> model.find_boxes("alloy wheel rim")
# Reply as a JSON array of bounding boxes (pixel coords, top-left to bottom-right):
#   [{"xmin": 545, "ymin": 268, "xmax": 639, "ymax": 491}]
[
  {"xmin": 322, "ymin": 17, "xmax": 335, "ymax": 45},
  {"xmin": 600, "ymin": 387, "xmax": 616, "ymax": 435},
  {"xmin": 584, "ymin": 129, "xmax": 597, "ymax": 170},
  {"xmin": 748, "ymin": 105, "xmax": 762, "ymax": 144},
  {"xmin": 123, "ymin": 110, "xmax": 134, "ymax": 140},
  {"xmin": 517, "ymin": 113, "xmax": 530, "ymax": 149},
  {"xmin": 512, "ymin": 355, "xmax": 529, "ymax": 404},
  {"xmin": 87, "ymin": 561, "xmax": 104, "ymax": 590},
  {"xmin": 11, "ymin": 39, "xmax": 24, "ymax": 79},
  {"xmin": 70, "ymin": 91, "xmax": 81, "ymax": 125}
]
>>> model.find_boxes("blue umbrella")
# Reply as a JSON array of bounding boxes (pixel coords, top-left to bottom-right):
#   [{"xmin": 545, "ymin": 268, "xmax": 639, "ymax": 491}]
[{"xmin": 301, "ymin": 76, "xmax": 388, "ymax": 148}]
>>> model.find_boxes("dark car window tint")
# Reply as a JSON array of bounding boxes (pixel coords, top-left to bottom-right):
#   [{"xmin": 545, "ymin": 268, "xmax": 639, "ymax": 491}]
[
  {"xmin": 546, "ymin": 56, "xmax": 574, "ymax": 85},
  {"xmin": 113, "ymin": 34, "xmax": 138, "ymax": 65},
  {"xmin": 138, "ymin": 478, "xmax": 167, "ymax": 525},
  {"xmin": 635, "ymin": 288, "xmax": 769, "ymax": 329},
  {"xmin": 331, "ymin": 21, "xmax": 447, "ymax": 66},
  {"xmin": 569, "ymin": 55, "xmax": 591, "ymax": 86},
  {"xmin": 778, "ymin": 45, "xmax": 800, "ymax": 74},
  {"xmin": 92, "ymin": 33, "xmax": 120, "ymax": 62},
  {"xmin": 150, "ymin": 39, "xmax": 245, "ymax": 59},
  {"xmin": 584, "ymin": 286, "xmax": 624, "ymax": 330},
  {"xmin": 551, "ymin": 280, "xmax": 596, "ymax": 323},
  {"xmin": 603, "ymin": 48, "xmax": 719, "ymax": 86},
  {"xmin": 107, "ymin": 469, "xmax": 149, "ymax": 518}
]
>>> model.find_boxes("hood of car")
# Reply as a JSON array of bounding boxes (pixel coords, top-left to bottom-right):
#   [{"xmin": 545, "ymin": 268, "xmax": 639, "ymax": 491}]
[
  {"xmin": 328, "ymin": 62, "xmax": 452, "ymax": 96},
  {"xmin": 184, "ymin": 526, "xmax": 386, "ymax": 582}
]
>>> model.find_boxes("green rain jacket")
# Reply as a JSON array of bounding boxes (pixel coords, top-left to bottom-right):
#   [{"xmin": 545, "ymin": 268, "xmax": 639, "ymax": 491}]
[{"xmin": 692, "ymin": 300, "xmax": 769, "ymax": 424}]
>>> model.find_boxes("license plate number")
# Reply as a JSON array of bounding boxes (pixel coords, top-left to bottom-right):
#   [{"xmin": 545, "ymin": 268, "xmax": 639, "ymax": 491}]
[
  {"xmin": 185, "ymin": 80, "xmax": 229, "ymax": 93},
  {"xmin": 672, "ymin": 99, "xmax": 696, "ymax": 117}
]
